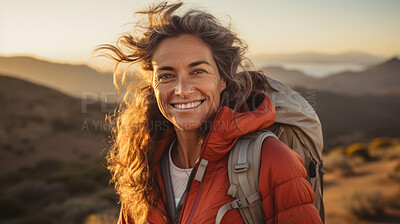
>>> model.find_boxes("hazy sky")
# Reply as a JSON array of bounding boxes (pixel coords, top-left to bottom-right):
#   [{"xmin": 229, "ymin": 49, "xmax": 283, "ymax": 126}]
[{"xmin": 1, "ymin": 0, "xmax": 399, "ymax": 65}]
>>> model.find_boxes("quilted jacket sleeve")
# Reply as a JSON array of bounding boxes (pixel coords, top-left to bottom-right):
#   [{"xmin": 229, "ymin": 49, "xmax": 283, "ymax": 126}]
[{"xmin": 259, "ymin": 137, "xmax": 322, "ymax": 224}]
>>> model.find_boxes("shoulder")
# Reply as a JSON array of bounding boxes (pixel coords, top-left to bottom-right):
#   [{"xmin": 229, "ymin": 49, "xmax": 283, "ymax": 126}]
[
  {"xmin": 257, "ymin": 137, "xmax": 321, "ymax": 223},
  {"xmin": 259, "ymin": 136, "xmax": 308, "ymax": 187}
]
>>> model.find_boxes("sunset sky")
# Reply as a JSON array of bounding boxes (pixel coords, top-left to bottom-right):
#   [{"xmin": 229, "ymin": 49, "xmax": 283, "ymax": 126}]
[{"xmin": 1, "ymin": 0, "xmax": 399, "ymax": 65}]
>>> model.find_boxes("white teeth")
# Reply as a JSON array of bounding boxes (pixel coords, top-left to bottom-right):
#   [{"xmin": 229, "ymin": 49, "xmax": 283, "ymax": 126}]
[{"xmin": 174, "ymin": 101, "xmax": 202, "ymax": 109}]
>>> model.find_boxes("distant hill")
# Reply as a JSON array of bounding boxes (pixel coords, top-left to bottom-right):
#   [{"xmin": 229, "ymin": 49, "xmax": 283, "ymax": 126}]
[
  {"xmin": 0, "ymin": 74, "xmax": 110, "ymax": 173},
  {"xmin": 252, "ymin": 51, "xmax": 384, "ymax": 65},
  {"xmin": 0, "ymin": 56, "xmax": 116, "ymax": 98},
  {"xmin": 263, "ymin": 57, "xmax": 400, "ymax": 96},
  {"xmin": 316, "ymin": 57, "xmax": 400, "ymax": 95},
  {"xmin": 262, "ymin": 66, "xmax": 318, "ymax": 88}
]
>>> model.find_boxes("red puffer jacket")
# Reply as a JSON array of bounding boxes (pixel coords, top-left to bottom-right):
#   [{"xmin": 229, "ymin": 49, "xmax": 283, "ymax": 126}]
[{"xmin": 118, "ymin": 91, "xmax": 322, "ymax": 224}]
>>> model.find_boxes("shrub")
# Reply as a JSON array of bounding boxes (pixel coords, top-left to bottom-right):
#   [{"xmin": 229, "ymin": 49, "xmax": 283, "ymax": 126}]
[
  {"xmin": 4, "ymin": 167, "xmax": 31, "ymax": 185},
  {"xmin": 324, "ymin": 153, "xmax": 353, "ymax": 176},
  {"xmin": 66, "ymin": 178, "xmax": 97, "ymax": 194},
  {"xmin": 16, "ymin": 216, "xmax": 54, "ymax": 224},
  {"xmin": 386, "ymin": 146, "xmax": 400, "ymax": 160},
  {"xmin": 83, "ymin": 162, "xmax": 109, "ymax": 185},
  {"xmin": 45, "ymin": 197, "xmax": 112, "ymax": 223},
  {"xmin": 2, "ymin": 144, "xmax": 13, "ymax": 151},
  {"xmin": 372, "ymin": 144, "xmax": 400, "ymax": 160},
  {"xmin": 95, "ymin": 188, "xmax": 118, "ymax": 204},
  {"xmin": 36, "ymin": 159, "xmax": 63, "ymax": 171},
  {"xmin": 15, "ymin": 149, "xmax": 25, "ymax": 156},
  {"xmin": 51, "ymin": 118, "xmax": 75, "ymax": 131},
  {"xmin": 0, "ymin": 197, "xmax": 28, "ymax": 220},
  {"xmin": 27, "ymin": 146, "xmax": 35, "ymax": 152},
  {"xmin": 390, "ymin": 163, "xmax": 400, "ymax": 182},
  {"xmin": 44, "ymin": 162, "xmax": 85, "ymax": 181},
  {"xmin": 370, "ymin": 137, "xmax": 393, "ymax": 150},
  {"xmin": 34, "ymin": 159, "xmax": 63, "ymax": 176},
  {"xmin": 6, "ymin": 180, "xmax": 64, "ymax": 204},
  {"xmin": 369, "ymin": 137, "xmax": 398, "ymax": 160},
  {"xmin": 343, "ymin": 190, "xmax": 385, "ymax": 219},
  {"xmin": 39, "ymin": 190, "xmax": 69, "ymax": 206},
  {"xmin": 347, "ymin": 143, "xmax": 370, "ymax": 160},
  {"xmin": 390, "ymin": 188, "xmax": 400, "ymax": 208}
]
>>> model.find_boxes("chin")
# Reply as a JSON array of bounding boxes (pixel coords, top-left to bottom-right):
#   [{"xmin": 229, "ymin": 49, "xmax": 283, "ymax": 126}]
[{"xmin": 174, "ymin": 120, "xmax": 203, "ymax": 131}]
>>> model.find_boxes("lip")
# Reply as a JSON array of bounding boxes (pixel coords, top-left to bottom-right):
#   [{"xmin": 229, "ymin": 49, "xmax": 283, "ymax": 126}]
[{"xmin": 171, "ymin": 100, "xmax": 205, "ymax": 110}]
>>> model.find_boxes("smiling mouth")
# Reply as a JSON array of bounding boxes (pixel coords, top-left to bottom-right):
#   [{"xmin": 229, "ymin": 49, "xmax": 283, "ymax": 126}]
[{"xmin": 172, "ymin": 100, "xmax": 205, "ymax": 109}]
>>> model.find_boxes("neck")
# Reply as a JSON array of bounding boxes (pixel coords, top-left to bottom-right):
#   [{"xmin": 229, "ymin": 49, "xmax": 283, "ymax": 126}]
[{"xmin": 174, "ymin": 128, "xmax": 202, "ymax": 169}]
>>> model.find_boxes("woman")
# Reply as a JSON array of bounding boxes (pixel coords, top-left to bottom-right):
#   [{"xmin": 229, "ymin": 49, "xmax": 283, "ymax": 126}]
[{"xmin": 97, "ymin": 2, "xmax": 322, "ymax": 223}]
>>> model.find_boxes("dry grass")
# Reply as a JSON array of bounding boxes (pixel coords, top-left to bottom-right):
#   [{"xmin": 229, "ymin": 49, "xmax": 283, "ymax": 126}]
[
  {"xmin": 347, "ymin": 143, "xmax": 370, "ymax": 160},
  {"xmin": 0, "ymin": 159, "xmax": 118, "ymax": 224},
  {"xmin": 324, "ymin": 157, "xmax": 400, "ymax": 224},
  {"xmin": 389, "ymin": 163, "xmax": 400, "ymax": 182},
  {"xmin": 343, "ymin": 190, "xmax": 385, "ymax": 219},
  {"xmin": 324, "ymin": 152, "xmax": 354, "ymax": 176},
  {"xmin": 370, "ymin": 145, "xmax": 400, "ymax": 161}
]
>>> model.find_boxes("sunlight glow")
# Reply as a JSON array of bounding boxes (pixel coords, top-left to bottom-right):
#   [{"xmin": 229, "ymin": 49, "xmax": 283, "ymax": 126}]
[{"xmin": 1, "ymin": 0, "xmax": 399, "ymax": 65}]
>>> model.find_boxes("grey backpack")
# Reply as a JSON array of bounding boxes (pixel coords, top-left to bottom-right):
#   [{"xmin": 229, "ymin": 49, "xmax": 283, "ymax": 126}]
[{"xmin": 216, "ymin": 76, "xmax": 325, "ymax": 224}]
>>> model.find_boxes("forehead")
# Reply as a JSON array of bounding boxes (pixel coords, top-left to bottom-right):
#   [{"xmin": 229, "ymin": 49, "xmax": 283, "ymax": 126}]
[{"xmin": 152, "ymin": 34, "xmax": 215, "ymax": 68}]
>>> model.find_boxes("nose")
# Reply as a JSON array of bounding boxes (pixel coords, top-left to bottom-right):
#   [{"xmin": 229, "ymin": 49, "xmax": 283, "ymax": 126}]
[{"xmin": 174, "ymin": 75, "xmax": 194, "ymax": 98}]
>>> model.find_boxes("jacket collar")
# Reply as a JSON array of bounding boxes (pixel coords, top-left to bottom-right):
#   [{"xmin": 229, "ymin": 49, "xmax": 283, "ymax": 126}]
[{"xmin": 153, "ymin": 90, "xmax": 276, "ymax": 164}]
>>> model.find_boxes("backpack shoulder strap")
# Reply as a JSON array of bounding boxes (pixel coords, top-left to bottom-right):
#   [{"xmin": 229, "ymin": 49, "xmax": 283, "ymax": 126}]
[{"xmin": 216, "ymin": 130, "xmax": 278, "ymax": 224}]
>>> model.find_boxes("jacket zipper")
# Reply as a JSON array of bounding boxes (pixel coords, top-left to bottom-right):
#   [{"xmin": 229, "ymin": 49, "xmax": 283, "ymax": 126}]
[
  {"xmin": 179, "ymin": 108, "xmax": 225, "ymax": 223},
  {"xmin": 186, "ymin": 182, "xmax": 204, "ymax": 223}
]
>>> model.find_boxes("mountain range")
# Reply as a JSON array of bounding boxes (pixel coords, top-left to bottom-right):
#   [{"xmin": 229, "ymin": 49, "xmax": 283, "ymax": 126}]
[
  {"xmin": 1, "ymin": 55, "xmax": 399, "ymax": 98},
  {"xmin": 0, "ymin": 56, "xmax": 116, "ymax": 99},
  {"xmin": 252, "ymin": 51, "xmax": 385, "ymax": 65},
  {"xmin": 263, "ymin": 57, "xmax": 400, "ymax": 95},
  {"xmin": 315, "ymin": 57, "xmax": 400, "ymax": 95}
]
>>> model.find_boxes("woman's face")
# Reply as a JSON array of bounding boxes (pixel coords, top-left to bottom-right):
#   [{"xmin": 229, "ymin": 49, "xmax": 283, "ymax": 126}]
[{"xmin": 152, "ymin": 34, "xmax": 226, "ymax": 131}]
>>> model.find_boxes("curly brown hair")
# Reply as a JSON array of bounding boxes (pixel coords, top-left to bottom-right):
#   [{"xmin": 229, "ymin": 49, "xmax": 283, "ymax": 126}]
[{"xmin": 95, "ymin": 1, "xmax": 270, "ymax": 222}]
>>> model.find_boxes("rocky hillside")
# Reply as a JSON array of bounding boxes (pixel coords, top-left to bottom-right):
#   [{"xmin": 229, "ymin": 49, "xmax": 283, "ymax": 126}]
[{"xmin": 0, "ymin": 74, "xmax": 112, "ymax": 173}]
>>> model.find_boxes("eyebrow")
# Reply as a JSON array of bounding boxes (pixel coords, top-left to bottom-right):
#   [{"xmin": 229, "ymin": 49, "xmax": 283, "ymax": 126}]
[
  {"xmin": 156, "ymin": 60, "xmax": 211, "ymax": 71},
  {"xmin": 189, "ymin": 60, "xmax": 211, "ymax": 67}
]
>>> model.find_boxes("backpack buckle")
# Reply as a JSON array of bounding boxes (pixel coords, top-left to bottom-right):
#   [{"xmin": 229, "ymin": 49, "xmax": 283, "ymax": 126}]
[
  {"xmin": 234, "ymin": 163, "xmax": 249, "ymax": 173},
  {"xmin": 319, "ymin": 160, "xmax": 326, "ymax": 175},
  {"xmin": 231, "ymin": 197, "xmax": 250, "ymax": 209}
]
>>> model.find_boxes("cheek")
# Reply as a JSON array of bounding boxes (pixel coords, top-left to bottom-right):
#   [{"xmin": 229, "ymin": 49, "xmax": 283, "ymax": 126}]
[{"xmin": 153, "ymin": 87, "xmax": 170, "ymax": 112}]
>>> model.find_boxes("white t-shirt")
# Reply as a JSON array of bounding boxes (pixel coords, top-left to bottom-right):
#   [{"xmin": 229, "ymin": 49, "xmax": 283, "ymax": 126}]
[{"xmin": 168, "ymin": 141, "xmax": 193, "ymax": 207}]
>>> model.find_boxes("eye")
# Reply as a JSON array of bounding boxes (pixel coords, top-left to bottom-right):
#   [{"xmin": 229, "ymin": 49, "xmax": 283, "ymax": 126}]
[
  {"xmin": 192, "ymin": 68, "xmax": 206, "ymax": 75},
  {"xmin": 157, "ymin": 73, "xmax": 174, "ymax": 81}
]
